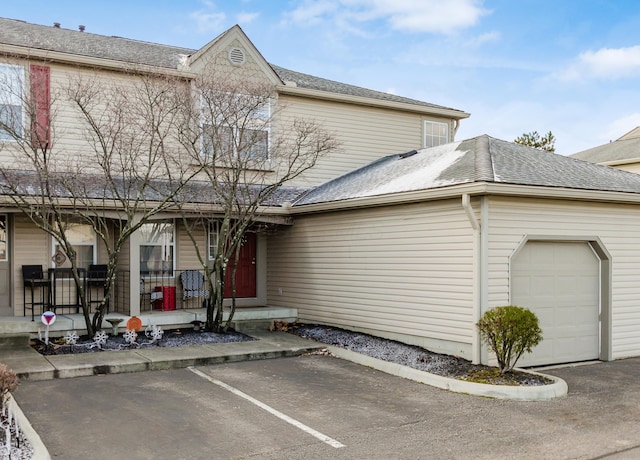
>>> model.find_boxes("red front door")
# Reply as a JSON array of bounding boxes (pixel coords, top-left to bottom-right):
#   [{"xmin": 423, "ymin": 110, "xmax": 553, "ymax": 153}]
[{"xmin": 224, "ymin": 232, "xmax": 257, "ymax": 298}]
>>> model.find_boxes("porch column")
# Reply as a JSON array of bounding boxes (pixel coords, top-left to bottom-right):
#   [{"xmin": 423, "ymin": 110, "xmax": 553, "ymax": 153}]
[{"xmin": 129, "ymin": 225, "xmax": 141, "ymax": 317}]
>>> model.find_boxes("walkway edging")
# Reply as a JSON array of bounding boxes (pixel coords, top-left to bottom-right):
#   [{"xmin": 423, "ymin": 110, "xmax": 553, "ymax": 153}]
[
  {"xmin": 327, "ymin": 346, "xmax": 568, "ymax": 401},
  {"xmin": 9, "ymin": 394, "xmax": 50, "ymax": 460}
]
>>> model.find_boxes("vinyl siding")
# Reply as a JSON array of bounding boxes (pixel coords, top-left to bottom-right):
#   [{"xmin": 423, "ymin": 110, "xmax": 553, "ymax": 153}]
[
  {"xmin": 267, "ymin": 199, "xmax": 476, "ymax": 357},
  {"xmin": 12, "ymin": 214, "xmax": 50, "ymax": 316},
  {"xmin": 486, "ymin": 196, "xmax": 640, "ymax": 360},
  {"xmin": 276, "ymin": 94, "xmax": 453, "ymax": 186},
  {"xmin": 612, "ymin": 162, "xmax": 640, "ymax": 174}
]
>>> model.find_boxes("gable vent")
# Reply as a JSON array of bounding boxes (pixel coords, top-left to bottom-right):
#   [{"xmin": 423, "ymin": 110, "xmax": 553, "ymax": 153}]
[{"xmin": 228, "ymin": 47, "xmax": 246, "ymax": 65}]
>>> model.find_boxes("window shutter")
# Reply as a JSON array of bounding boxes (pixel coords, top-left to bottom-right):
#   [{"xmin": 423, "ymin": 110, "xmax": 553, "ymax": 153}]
[{"xmin": 29, "ymin": 65, "xmax": 50, "ymax": 149}]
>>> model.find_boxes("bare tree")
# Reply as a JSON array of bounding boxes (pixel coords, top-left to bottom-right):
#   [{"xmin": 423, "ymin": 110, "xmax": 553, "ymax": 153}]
[
  {"xmin": 0, "ymin": 63, "xmax": 197, "ymax": 336},
  {"xmin": 175, "ymin": 66, "xmax": 339, "ymax": 332}
]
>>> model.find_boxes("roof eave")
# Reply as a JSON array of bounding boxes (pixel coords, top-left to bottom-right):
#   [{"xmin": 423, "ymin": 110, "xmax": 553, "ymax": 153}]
[
  {"xmin": 289, "ymin": 182, "xmax": 640, "ymax": 215},
  {"xmin": 277, "ymin": 85, "xmax": 470, "ymax": 119},
  {"xmin": 0, "ymin": 43, "xmax": 194, "ymax": 78},
  {"xmin": 599, "ymin": 157, "xmax": 640, "ymax": 167}
]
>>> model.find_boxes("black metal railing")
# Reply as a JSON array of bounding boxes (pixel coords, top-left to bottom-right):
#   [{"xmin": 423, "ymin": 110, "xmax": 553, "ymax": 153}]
[
  {"xmin": 22, "ymin": 268, "xmax": 211, "ymax": 318},
  {"xmin": 113, "ymin": 269, "xmax": 210, "ymax": 315}
]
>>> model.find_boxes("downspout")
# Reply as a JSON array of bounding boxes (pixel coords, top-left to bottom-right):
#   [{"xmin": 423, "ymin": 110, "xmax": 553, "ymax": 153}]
[
  {"xmin": 462, "ymin": 193, "xmax": 482, "ymax": 364},
  {"xmin": 452, "ymin": 119, "xmax": 461, "ymax": 138}
]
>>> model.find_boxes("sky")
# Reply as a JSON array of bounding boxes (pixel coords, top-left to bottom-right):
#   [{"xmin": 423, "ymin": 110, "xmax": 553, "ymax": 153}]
[{"xmin": 2, "ymin": 0, "xmax": 640, "ymax": 155}]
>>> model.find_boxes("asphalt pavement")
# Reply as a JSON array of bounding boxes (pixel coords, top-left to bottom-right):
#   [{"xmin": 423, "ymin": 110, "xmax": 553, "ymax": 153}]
[{"xmin": 12, "ymin": 354, "xmax": 640, "ymax": 460}]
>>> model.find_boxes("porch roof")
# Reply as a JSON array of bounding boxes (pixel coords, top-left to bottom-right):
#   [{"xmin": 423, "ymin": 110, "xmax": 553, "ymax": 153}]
[{"xmin": 0, "ymin": 170, "xmax": 309, "ymax": 209}]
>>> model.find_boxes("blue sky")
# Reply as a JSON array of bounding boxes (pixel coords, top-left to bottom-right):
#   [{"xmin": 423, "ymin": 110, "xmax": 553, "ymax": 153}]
[{"xmin": 3, "ymin": 0, "xmax": 640, "ymax": 154}]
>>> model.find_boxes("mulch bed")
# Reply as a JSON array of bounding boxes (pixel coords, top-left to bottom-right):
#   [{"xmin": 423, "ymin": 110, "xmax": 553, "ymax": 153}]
[
  {"xmin": 31, "ymin": 327, "xmax": 253, "ymax": 355},
  {"xmin": 283, "ymin": 323, "xmax": 552, "ymax": 386}
]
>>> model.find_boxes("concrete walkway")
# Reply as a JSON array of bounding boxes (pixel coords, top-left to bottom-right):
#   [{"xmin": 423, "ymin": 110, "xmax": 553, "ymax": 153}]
[{"xmin": 0, "ymin": 331, "xmax": 324, "ymax": 381}]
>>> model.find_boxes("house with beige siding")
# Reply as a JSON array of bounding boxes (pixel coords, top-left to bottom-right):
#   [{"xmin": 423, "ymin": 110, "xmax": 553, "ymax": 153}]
[
  {"xmin": 267, "ymin": 136, "xmax": 640, "ymax": 367},
  {"xmin": 571, "ymin": 126, "xmax": 640, "ymax": 173},
  {"xmin": 4, "ymin": 18, "xmax": 639, "ymax": 369},
  {"xmin": 0, "ymin": 19, "xmax": 468, "ymax": 333}
]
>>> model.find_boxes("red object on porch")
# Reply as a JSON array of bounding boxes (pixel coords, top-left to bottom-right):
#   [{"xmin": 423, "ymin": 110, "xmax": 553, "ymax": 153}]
[{"xmin": 154, "ymin": 286, "xmax": 176, "ymax": 311}]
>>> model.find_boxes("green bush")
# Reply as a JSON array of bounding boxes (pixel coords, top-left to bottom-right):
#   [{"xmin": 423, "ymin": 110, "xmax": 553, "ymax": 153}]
[{"xmin": 476, "ymin": 306, "xmax": 543, "ymax": 374}]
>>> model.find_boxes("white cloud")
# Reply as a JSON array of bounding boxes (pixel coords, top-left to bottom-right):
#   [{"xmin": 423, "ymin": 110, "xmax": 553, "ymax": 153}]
[
  {"xmin": 555, "ymin": 45, "xmax": 640, "ymax": 81},
  {"xmin": 604, "ymin": 113, "xmax": 640, "ymax": 142},
  {"xmin": 237, "ymin": 12, "xmax": 259, "ymax": 25},
  {"xmin": 465, "ymin": 30, "xmax": 500, "ymax": 47},
  {"xmin": 284, "ymin": 0, "xmax": 488, "ymax": 35},
  {"xmin": 286, "ymin": 1, "xmax": 339, "ymax": 25},
  {"xmin": 189, "ymin": 10, "xmax": 226, "ymax": 33}
]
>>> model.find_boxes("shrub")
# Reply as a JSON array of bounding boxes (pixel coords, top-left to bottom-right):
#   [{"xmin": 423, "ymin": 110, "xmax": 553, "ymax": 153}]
[
  {"xmin": 0, "ymin": 363, "xmax": 18, "ymax": 409},
  {"xmin": 476, "ymin": 306, "xmax": 543, "ymax": 374}
]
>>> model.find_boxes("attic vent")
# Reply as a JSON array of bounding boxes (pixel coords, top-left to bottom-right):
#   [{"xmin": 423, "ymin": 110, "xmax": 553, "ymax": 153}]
[
  {"xmin": 228, "ymin": 47, "xmax": 246, "ymax": 65},
  {"xmin": 399, "ymin": 149, "xmax": 418, "ymax": 159}
]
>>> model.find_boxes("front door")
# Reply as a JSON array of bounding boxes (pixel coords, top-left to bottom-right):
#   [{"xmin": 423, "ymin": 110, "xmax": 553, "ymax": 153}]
[
  {"xmin": 0, "ymin": 215, "xmax": 11, "ymax": 316},
  {"xmin": 224, "ymin": 232, "xmax": 257, "ymax": 298}
]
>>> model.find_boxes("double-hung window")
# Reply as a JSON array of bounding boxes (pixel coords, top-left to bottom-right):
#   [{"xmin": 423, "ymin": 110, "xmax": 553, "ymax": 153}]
[
  {"xmin": 0, "ymin": 64, "xmax": 24, "ymax": 140},
  {"xmin": 201, "ymin": 94, "xmax": 270, "ymax": 162},
  {"xmin": 423, "ymin": 120, "xmax": 449, "ymax": 148},
  {"xmin": 139, "ymin": 221, "xmax": 175, "ymax": 276}
]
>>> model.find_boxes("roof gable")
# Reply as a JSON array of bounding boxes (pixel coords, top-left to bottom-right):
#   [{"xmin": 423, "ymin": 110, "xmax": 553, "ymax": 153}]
[
  {"xmin": 295, "ymin": 135, "xmax": 640, "ymax": 206},
  {"xmin": 185, "ymin": 25, "xmax": 281, "ymax": 85}
]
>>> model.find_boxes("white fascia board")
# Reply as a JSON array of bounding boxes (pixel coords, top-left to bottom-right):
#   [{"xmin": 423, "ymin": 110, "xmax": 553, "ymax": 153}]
[{"xmin": 277, "ymin": 85, "xmax": 470, "ymax": 120}]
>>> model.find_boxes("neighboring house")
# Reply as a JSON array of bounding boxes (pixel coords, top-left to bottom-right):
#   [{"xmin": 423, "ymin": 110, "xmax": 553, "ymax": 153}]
[
  {"xmin": 268, "ymin": 136, "xmax": 640, "ymax": 367},
  {"xmin": 0, "ymin": 19, "xmax": 468, "ymax": 326},
  {"xmin": 570, "ymin": 126, "xmax": 640, "ymax": 173}
]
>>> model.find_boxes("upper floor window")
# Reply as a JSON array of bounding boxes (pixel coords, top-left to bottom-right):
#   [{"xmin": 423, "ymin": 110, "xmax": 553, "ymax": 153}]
[
  {"xmin": 201, "ymin": 94, "xmax": 270, "ymax": 162},
  {"xmin": 139, "ymin": 221, "xmax": 175, "ymax": 276},
  {"xmin": 0, "ymin": 64, "xmax": 24, "ymax": 140},
  {"xmin": 423, "ymin": 120, "xmax": 449, "ymax": 148}
]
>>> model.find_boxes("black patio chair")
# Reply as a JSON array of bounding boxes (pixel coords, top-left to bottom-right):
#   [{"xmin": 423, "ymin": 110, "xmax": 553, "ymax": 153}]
[{"xmin": 22, "ymin": 265, "xmax": 49, "ymax": 321}]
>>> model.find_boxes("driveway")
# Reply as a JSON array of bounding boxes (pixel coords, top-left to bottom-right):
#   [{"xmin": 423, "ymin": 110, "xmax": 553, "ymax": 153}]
[{"xmin": 13, "ymin": 355, "xmax": 640, "ymax": 459}]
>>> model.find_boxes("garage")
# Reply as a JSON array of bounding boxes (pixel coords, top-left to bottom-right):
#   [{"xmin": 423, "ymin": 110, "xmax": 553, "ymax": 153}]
[{"xmin": 511, "ymin": 241, "xmax": 601, "ymax": 367}]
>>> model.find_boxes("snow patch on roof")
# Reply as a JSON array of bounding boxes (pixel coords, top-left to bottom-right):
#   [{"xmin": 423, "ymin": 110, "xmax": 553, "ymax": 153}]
[
  {"xmin": 295, "ymin": 141, "xmax": 471, "ymax": 205},
  {"xmin": 367, "ymin": 144, "xmax": 468, "ymax": 196}
]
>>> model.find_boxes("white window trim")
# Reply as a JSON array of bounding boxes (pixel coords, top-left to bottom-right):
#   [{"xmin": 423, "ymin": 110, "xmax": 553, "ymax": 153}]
[
  {"xmin": 200, "ymin": 94, "xmax": 271, "ymax": 162},
  {"xmin": 208, "ymin": 221, "xmax": 218, "ymax": 261},
  {"xmin": 51, "ymin": 223, "xmax": 97, "ymax": 270},
  {"xmin": 0, "ymin": 63, "xmax": 25, "ymax": 142},
  {"xmin": 423, "ymin": 120, "xmax": 450, "ymax": 148},
  {"xmin": 0, "ymin": 214, "xmax": 8, "ymax": 262},
  {"xmin": 139, "ymin": 220, "xmax": 176, "ymax": 278}
]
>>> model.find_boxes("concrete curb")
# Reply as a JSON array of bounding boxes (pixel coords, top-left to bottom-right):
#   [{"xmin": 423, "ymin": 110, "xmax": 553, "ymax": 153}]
[
  {"xmin": 327, "ymin": 346, "xmax": 568, "ymax": 401},
  {"xmin": 9, "ymin": 394, "xmax": 50, "ymax": 460}
]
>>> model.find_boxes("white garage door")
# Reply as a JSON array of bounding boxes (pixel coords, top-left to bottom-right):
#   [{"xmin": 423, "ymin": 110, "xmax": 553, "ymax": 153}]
[{"xmin": 511, "ymin": 241, "xmax": 600, "ymax": 367}]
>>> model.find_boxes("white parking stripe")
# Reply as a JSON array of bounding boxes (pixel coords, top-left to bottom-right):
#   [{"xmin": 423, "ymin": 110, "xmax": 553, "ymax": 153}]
[{"xmin": 188, "ymin": 366, "xmax": 345, "ymax": 449}]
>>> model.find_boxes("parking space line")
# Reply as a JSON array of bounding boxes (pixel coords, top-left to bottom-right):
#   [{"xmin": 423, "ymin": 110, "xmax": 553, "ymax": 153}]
[{"xmin": 188, "ymin": 366, "xmax": 345, "ymax": 449}]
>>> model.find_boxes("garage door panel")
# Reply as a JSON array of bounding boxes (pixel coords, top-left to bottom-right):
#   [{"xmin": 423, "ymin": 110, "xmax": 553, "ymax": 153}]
[{"xmin": 512, "ymin": 241, "xmax": 600, "ymax": 367}]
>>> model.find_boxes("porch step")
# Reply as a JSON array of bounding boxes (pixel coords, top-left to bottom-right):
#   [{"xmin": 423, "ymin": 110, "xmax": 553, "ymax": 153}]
[
  {"xmin": 0, "ymin": 334, "xmax": 31, "ymax": 350},
  {"xmin": 230, "ymin": 319, "xmax": 274, "ymax": 333}
]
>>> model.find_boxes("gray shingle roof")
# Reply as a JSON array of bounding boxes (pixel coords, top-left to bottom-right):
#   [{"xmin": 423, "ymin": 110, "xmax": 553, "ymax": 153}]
[
  {"xmin": 271, "ymin": 65, "xmax": 462, "ymax": 112},
  {"xmin": 570, "ymin": 134, "xmax": 640, "ymax": 164},
  {"xmin": 0, "ymin": 169, "xmax": 309, "ymax": 207},
  {"xmin": 295, "ymin": 135, "xmax": 640, "ymax": 205},
  {"xmin": 0, "ymin": 17, "xmax": 466, "ymax": 115},
  {"xmin": 0, "ymin": 17, "xmax": 194, "ymax": 68}
]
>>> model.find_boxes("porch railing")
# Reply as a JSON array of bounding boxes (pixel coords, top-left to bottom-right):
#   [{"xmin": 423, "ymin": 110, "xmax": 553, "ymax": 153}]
[{"xmin": 110, "ymin": 269, "xmax": 211, "ymax": 315}]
